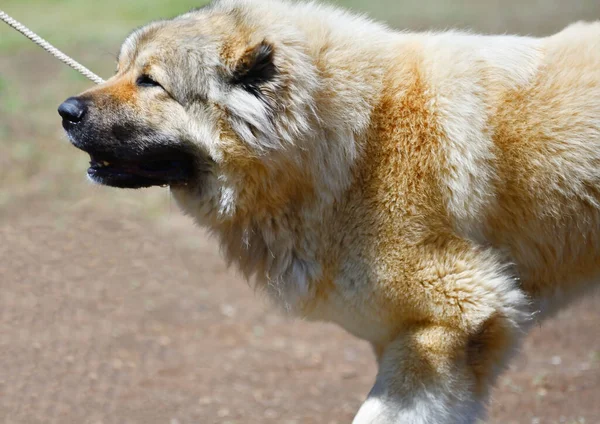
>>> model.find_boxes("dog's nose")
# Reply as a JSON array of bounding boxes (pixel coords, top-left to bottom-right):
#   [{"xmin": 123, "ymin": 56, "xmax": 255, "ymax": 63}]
[{"xmin": 58, "ymin": 97, "xmax": 87, "ymax": 124}]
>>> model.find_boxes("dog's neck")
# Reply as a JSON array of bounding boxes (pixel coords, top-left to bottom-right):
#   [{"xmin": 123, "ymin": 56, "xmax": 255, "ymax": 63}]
[
  {"xmin": 202, "ymin": 79, "xmax": 384, "ymax": 312},
  {"xmin": 177, "ymin": 6, "xmax": 400, "ymax": 311}
]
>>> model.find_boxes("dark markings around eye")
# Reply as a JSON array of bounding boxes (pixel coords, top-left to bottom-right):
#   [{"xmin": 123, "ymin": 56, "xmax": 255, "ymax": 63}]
[{"xmin": 136, "ymin": 75, "xmax": 162, "ymax": 88}]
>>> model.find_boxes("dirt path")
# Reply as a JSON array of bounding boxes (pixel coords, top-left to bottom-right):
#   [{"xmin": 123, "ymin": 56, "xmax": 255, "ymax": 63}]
[{"xmin": 1, "ymin": 205, "xmax": 598, "ymax": 424}]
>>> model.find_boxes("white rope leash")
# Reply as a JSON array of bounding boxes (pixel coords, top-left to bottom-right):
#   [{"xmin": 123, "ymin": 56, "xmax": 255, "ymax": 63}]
[{"xmin": 0, "ymin": 10, "xmax": 105, "ymax": 85}]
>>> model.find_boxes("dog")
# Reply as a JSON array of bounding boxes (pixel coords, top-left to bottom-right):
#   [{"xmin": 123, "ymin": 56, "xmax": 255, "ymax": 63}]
[{"xmin": 58, "ymin": 0, "xmax": 600, "ymax": 422}]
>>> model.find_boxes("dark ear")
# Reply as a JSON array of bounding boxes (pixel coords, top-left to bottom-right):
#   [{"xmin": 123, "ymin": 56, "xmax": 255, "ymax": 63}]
[{"xmin": 231, "ymin": 41, "xmax": 277, "ymax": 94}]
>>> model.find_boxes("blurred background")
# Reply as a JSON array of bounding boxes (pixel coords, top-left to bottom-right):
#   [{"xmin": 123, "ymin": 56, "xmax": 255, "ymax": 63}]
[{"xmin": 1, "ymin": 1, "xmax": 599, "ymax": 423}]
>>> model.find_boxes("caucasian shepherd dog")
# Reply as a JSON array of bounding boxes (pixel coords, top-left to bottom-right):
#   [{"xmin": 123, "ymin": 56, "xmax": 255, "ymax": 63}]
[{"xmin": 58, "ymin": 0, "xmax": 600, "ymax": 422}]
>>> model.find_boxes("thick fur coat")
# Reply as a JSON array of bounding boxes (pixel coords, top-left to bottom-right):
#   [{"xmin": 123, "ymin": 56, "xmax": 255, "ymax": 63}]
[{"xmin": 59, "ymin": 1, "xmax": 600, "ymax": 422}]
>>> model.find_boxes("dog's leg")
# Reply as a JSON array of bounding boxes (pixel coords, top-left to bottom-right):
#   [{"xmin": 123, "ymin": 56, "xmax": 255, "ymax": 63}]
[
  {"xmin": 354, "ymin": 326, "xmax": 484, "ymax": 424},
  {"xmin": 354, "ymin": 250, "xmax": 529, "ymax": 424}
]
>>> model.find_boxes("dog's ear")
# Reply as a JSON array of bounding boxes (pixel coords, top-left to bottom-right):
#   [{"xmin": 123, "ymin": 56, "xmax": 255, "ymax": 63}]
[{"xmin": 231, "ymin": 41, "xmax": 277, "ymax": 94}]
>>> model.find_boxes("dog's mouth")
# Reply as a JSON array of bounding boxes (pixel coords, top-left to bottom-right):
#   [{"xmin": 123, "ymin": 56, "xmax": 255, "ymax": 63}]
[{"xmin": 87, "ymin": 150, "xmax": 196, "ymax": 189}]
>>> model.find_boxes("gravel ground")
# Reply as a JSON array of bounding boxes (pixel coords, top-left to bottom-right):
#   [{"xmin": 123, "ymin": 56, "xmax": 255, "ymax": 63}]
[{"xmin": 1, "ymin": 203, "xmax": 598, "ymax": 424}]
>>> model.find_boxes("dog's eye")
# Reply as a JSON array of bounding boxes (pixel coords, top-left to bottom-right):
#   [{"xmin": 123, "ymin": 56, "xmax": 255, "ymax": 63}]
[{"xmin": 136, "ymin": 75, "xmax": 162, "ymax": 88}]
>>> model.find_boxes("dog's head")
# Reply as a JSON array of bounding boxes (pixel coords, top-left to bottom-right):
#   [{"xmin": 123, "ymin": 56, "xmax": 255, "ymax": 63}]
[{"xmin": 58, "ymin": 1, "xmax": 349, "ymax": 224}]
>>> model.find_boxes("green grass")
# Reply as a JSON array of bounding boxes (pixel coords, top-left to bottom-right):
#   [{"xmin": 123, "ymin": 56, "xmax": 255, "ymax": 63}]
[
  {"xmin": 0, "ymin": 74, "xmax": 23, "ymax": 112},
  {"xmin": 0, "ymin": 0, "xmax": 210, "ymax": 50}
]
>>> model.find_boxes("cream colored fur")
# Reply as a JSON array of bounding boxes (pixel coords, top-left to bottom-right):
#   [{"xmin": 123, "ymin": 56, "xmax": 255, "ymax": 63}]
[{"xmin": 71, "ymin": 1, "xmax": 600, "ymax": 422}]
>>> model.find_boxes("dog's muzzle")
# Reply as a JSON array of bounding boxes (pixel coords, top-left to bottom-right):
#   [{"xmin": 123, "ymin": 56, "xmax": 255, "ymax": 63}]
[{"xmin": 58, "ymin": 96, "xmax": 199, "ymax": 189}]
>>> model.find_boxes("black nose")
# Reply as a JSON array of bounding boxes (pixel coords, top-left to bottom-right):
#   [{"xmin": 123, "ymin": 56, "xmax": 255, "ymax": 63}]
[{"xmin": 58, "ymin": 97, "xmax": 87, "ymax": 124}]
